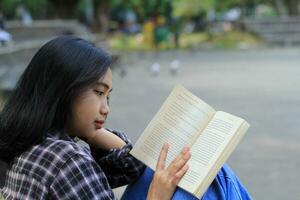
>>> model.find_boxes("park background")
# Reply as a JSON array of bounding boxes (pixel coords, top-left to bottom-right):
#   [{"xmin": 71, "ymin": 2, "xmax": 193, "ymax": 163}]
[{"xmin": 0, "ymin": 0, "xmax": 300, "ymax": 199}]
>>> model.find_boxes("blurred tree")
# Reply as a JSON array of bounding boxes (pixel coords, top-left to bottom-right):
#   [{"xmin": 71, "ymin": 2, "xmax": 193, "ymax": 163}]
[
  {"xmin": 24, "ymin": 0, "xmax": 49, "ymax": 18},
  {"xmin": 0, "ymin": 0, "xmax": 49, "ymax": 19},
  {"xmin": 285, "ymin": 0, "xmax": 300, "ymax": 15},
  {"xmin": 111, "ymin": 0, "xmax": 172, "ymax": 23},
  {"xmin": 0, "ymin": 0, "xmax": 17, "ymax": 18},
  {"xmin": 49, "ymin": 0, "xmax": 79, "ymax": 18},
  {"xmin": 93, "ymin": 0, "xmax": 111, "ymax": 31},
  {"xmin": 216, "ymin": 0, "xmax": 240, "ymax": 11},
  {"xmin": 77, "ymin": 0, "xmax": 94, "ymax": 26},
  {"xmin": 272, "ymin": 0, "xmax": 286, "ymax": 16},
  {"xmin": 172, "ymin": 0, "xmax": 212, "ymax": 19}
]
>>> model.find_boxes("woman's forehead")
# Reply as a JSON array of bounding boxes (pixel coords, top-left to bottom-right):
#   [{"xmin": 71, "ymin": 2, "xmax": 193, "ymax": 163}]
[{"xmin": 98, "ymin": 69, "xmax": 112, "ymax": 90}]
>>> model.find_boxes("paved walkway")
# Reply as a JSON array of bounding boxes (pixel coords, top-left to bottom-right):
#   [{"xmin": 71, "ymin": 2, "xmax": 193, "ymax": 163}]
[{"xmin": 108, "ymin": 48, "xmax": 300, "ymax": 200}]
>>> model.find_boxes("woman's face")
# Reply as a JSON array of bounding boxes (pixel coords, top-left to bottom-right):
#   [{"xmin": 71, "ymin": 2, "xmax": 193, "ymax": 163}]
[{"xmin": 65, "ymin": 68, "xmax": 113, "ymax": 139}]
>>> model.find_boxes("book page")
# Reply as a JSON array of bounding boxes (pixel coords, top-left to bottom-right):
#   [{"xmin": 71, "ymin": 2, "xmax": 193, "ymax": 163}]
[
  {"xmin": 130, "ymin": 85, "xmax": 216, "ymax": 172},
  {"xmin": 195, "ymin": 121, "xmax": 249, "ymax": 198},
  {"xmin": 178, "ymin": 111, "xmax": 249, "ymax": 194}
]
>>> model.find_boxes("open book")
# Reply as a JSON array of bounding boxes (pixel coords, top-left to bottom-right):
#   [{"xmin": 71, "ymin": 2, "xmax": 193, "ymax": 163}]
[{"xmin": 130, "ymin": 84, "xmax": 250, "ymax": 198}]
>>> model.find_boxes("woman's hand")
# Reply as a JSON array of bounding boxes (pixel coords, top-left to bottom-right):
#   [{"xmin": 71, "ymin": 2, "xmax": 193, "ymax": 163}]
[
  {"xmin": 86, "ymin": 128, "xmax": 126, "ymax": 150},
  {"xmin": 147, "ymin": 143, "xmax": 191, "ymax": 200}
]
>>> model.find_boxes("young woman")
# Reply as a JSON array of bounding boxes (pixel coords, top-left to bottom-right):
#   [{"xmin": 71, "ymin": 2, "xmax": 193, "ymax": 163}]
[
  {"xmin": 0, "ymin": 36, "xmax": 191, "ymax": 199},
  {"xmin": 0, "ymin": 36, "xmax": 251, "ymax": 200}
]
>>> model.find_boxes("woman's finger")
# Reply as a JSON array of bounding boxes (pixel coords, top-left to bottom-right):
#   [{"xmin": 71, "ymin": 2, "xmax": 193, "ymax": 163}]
[
  {"xmin": 170, "ymin": 146, "xmax": 189, "ymax": 165},
  {"xmin": 168, "ymin": 147, "xmax": 190, "ymax": 174},
  {"xmin": 156, "ymin": 143, "xmax": 169, "ymax": 170},
  {"xmin": 170, "ymin": 152, "xmax": 191, "ymax": 176},
  {"xmin": 173, "ymin": 164, "xmax": 189, "ymax": 184}
]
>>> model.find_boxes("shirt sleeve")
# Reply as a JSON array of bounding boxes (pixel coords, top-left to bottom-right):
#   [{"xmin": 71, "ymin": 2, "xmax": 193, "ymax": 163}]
[
  {"xmin": 49, "ymin": 153, "xmax": 117, "ymax": 200},
  {"xmin": 90, "ymin": 129, "xmax": 146, "ymax": 188}
]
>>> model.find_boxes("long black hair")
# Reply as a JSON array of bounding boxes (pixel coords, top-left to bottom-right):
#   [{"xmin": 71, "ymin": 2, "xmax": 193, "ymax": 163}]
[{"xmin": 0, "ymin": 36, "xmax": 112, "ymax": 163}]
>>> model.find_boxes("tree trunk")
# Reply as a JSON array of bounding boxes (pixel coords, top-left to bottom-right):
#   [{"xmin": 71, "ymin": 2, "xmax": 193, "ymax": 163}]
[
  {"xmin": 50, "ymin": 0, "xmax": 79, "ymax": 18},
  {"xmin": 286, "ymin": 0, "xmax": 300, "ymax": 16},
  {"xmin": 273, "ymin": 0, "xmax": 287, "ymax": 17},
  {"xmin": 93, "ymin": 1, "xmax": 111, "ymax": 32}
]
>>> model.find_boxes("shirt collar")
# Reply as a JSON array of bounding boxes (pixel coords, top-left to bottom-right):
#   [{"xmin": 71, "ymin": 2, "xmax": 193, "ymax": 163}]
[{"xmin": 46, "ymin": 130, "xmax": 75, "ymax": 142}]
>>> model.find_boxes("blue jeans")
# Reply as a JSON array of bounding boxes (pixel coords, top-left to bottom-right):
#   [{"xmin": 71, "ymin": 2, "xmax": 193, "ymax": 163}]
[{"xmin": 121, "ymin": 164, "xmax": 252, "ymax": 200}]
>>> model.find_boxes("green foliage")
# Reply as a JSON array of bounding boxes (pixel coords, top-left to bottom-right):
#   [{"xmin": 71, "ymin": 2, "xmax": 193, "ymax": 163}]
[
  {"xmin": 0, "ymin": 0, "xmax": 48, "ymax": 18},
  {"xmin": 0, "ymin": 0, "xmax": 20, "ymax": 18},
  {"xmin": 110, "ymin": 0, "xmax": 172, "ymax": 22},
  {"xmin": 24, "ymin": 0, "xmax": 48, "ymax": 17},
  {"xmin": 216, "ymin": 0, "xmax": 241, "ymax": 11},
  {"xmin": 110, "ymin": 0, "xmax": 213, "ymax": 22},
  {"xmin": 216, "ymin": 0, "xmax": 278, "ymax": 13},
  {"xmin": 76, "ymin": 0, "xmax": 86, "ymax": 19},
  {"xmin": 172, "ymin": 0, "xmax": 212, "ymax": 18},
  {"xmin": 108, "ymin": 0, "xmax": 282, "ymax": 20},
  {"xmin": 0, "ymin": 0, "xmax": 287, "ymax": 21}
]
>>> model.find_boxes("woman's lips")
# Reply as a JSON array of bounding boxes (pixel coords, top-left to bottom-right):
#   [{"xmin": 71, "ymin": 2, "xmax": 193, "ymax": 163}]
[{"xmin": 94, "ymin": 120, "xmax": 105, "ymax": 129}]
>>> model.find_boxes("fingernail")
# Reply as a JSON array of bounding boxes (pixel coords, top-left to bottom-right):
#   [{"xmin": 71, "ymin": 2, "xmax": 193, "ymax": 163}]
[
  {"xmin": 182, "ymin": 146, "xmax": 189, "ymax": 153},
  {"xmin": 184, "ymin": 152, "xmax": 191, "ymax": 159}
]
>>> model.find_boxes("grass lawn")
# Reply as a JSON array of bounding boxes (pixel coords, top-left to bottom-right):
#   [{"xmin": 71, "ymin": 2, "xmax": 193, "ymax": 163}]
[{"xmin": 107, "ymin": 30, "xmax": 262, "ymax": 51}]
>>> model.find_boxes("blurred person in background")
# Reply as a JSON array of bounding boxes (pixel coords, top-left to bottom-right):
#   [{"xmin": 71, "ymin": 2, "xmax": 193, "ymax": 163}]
[
  {"xmin": 0, "ymin": 10, "xmax": 12, "ymax": 46},
  {"xmin": 16, "ymin": 4, "xmax": 32, "ymax": 26},
  {"xmin": 142, "ymin": 17, "xmax": 155, "ymax": 48},
  {"xmin": 154, "ymin": 15, "xmax": 170, "ymax": 49}
]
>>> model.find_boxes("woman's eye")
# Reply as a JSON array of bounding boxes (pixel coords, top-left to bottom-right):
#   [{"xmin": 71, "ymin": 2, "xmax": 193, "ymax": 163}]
[{"xmin": 94, "ymin": 90, "xmax": 104, "ymax": 96}]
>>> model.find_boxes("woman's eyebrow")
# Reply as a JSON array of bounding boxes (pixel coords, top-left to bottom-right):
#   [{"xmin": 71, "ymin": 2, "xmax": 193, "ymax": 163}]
[{"xmin": 96, "ymin": 82, "xmax": 113, "ymax": 92}]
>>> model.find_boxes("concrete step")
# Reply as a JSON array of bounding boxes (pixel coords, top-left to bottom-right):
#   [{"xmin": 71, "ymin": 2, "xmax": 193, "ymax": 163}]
[{"xmin": 242, "ymin": 17, "xmax": 300, "ymax": 46}]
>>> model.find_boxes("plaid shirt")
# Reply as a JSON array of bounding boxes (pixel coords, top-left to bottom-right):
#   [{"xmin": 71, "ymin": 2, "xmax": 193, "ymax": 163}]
[{"xmin": 1, "ymin": 129, "xmax": 145, "ymax": 199}]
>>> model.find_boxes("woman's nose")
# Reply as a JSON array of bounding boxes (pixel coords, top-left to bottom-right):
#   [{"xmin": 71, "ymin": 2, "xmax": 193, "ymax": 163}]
[{"xmin": 100, "ymin": 100, "xmax": 110, "ymax": 116}]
